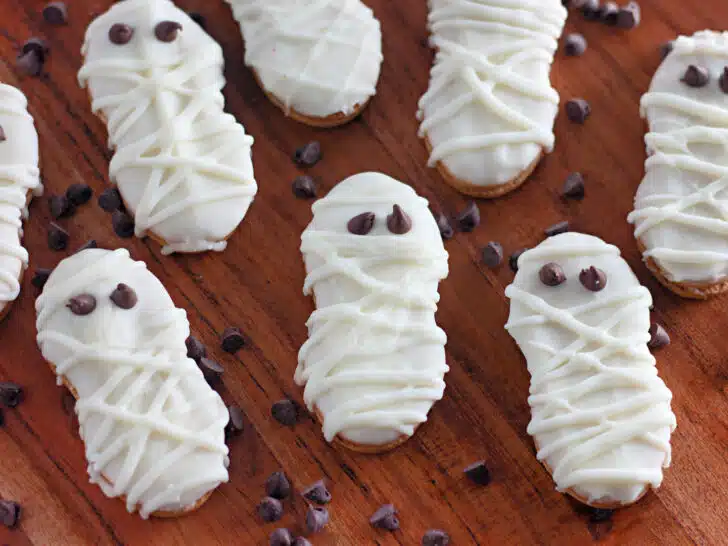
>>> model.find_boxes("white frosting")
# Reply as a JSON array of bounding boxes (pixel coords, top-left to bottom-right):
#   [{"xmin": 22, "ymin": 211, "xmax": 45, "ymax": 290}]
[
  {"xmin": 417, "ymin": 0, "xmax": 566, "ymax": 188},
  {"xmin": 36, "ymin": 249, "xmax": 229, "ymax": 518},
  {"xmin": 296, "ymin": 173, "xmax": 449, "ymax": 447},
  {"xmin": 505, "ymin": 233, "xmax": 676, "ymax": 506},
  {"xmin": 628, "ymin": 31, "xmax": 728, "ymax": 284},
  {"xmin": 78, "ymin": 0, "xmax": 257, "ymax": 255},
  {"xmin": 0, "ymin": 84, "xmax": 42, "ymax": 314},
  {"xmin": 226, "ymin": 0, "xmax": 383, "ymax": 120}
]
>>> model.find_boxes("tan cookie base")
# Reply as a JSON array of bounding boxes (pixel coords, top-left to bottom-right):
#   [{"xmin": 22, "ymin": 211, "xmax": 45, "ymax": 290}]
[
  {"xmin": 313, "ymin": 407, "xmax": 411, "ymax": 454},
  {"xmin": 424, "ymin": 135, "xmax": 544, "ymax": 198}
]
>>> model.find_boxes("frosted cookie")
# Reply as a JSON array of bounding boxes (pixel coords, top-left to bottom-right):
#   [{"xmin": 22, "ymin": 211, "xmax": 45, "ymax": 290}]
[
  {"xmin": 36, "ymin": 248, "xmax": 229, "ymax": 518},
  {"xmin": 78, "ymin": 0, "xmax": 257, "ymax": 255},
  {"xmin": 417, "ymin": 0, "xmax": 567, "ymax": 198},
  {"xmin": 296, "ymin": 172, "xmax": 449, "ymax": 453},
  {"xmin": 225, "ymin": 0, "xmax": 383, "ymax": 128},
  {"xmin": 505, "ymin": 233, "xmax": 676, "ymax": 508},
  {"xmin": 628, "ymin": 31, "xmax": 728, "ymax": 298},
  {"xmin": 0, "ymin": 84, "xmax": 43, "ymax": 320}
]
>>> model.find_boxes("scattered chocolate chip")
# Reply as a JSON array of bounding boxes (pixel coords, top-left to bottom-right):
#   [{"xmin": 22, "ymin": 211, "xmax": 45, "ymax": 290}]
[
  {"xmin": 720, "ymin": 68, "xmax": 728, "ymax": 94},
  {"xmin": 464, "ymin": 460, "xmax": 491, "ymax": 485},
  {"xmin": 564, "ymin": 33, "xmax": 587, "ymax": 56},
  {"xmin": 42, "ymin": 2, "xmax": 68, "ymax": 25},
  {"xmin": 347, "ymin": 212, "xmax": 375, "ymax": 235},
  {"xmin": 110, "ymin": 283, "xmax": 137, "ymax": 309},
  {"xmin": 616, "ymin": 1, "xmax": 640, "ymax": 29},
  {"xmin": 66, "ymin": 183, "xmax": 93, "ymax": 206},
  {"xmin": 581, "ymin": 0, "xmax": 601, "ymax": 20},
  {"xmin": 370, "ymin": 504, "xmax": 399, "ymax": 531},
  {"xmin": 579, "ymin": 266, "xmax": 607, "ymax": 292},
  {"xmin": 565, "ymin": 98, "xmax": 591, "ymax": 124},
  {"xmin": 221, "ymin": 327, "xmax": 245, "ymax": 353},
  {"xmin": 291, "ymin": 175, "xmax": 317, "ymax": 199},
  {"xmin": 22, "ymin": 38, "xmax": 49, "ymax": 60},
  {"xmin": 188, "ymin": 12, "xmax": 206, "ymax": 29},
  {"xmin": 67, "ymin": 294, "xmax": 96, "ymax": 316},
  {"xmin": 49, "ymin": 194, "xmax": 73, "ymax": 219},
  {"xmin": 98, "ymin": 187, "xmax": 122, "ymax": 212},
  {"xmin": 456, "ymin": 201, "xmax": 480, "ymax": 232},
  {"xmin": 271, "ymin": 399, "xmax": 299, "ymax": 426},
  {"xmin": 31, "ymin": 267, "xmax": 52, "ymax": 290},
  {"xmin": 302, "ymin": 480, "xmax": 331, "ymax": 504},
  {"xmin": 545, "ymin": 221, "xmax": 569, "ymax": 237},
  {"xmin": 682, "ymin": 65, "xmax": 710, "ymax": 88},
  {"xmin": 76, "ymin": 240, "xmax": 98, "ymax": 253},
  {"xmin": 0, "ymin": 126, "xmax": 5, "ymax": 142},
  {"xmin": 563, "ymin": 172, "xmax": 585, "ymax": 200},
  {"xmin": 292, "ymin": 538, "xmax": 312, "ymax": 546},
  {"xmin": 270, "ymin": 528, "xmax": 293, "ymax": 546},
  {"xmin": 0, "ymin": 383, "xmax": 23, "ymax": 408},
  {"xmin": 294, "ymin": 141, "xmax": 322, "ymax": 167},
  {"xmin": 155, "ymin": 21, "xmax": 183, "ymax": 42},
  {"xmin": 48, "ymin": 222, "xmax": 69, "ymax": 251},
  {"xmin": 482, "ymin": 242, "xmax": 504, "ymax": 268},
  {"xmin": 387, "ymin": 204, "xmax": 412, "ymax": 235},
  {"xmin": 648, "ymin": 323, "xmax": 670, "ymax": 349},
  {"xmin": 0, "ymin": 409, "xmax": 4, "ymax": 427},
  {"xmin": 422, "ymin": 529, "xmax": 450, "ymax": 546},
  {"xmin": 660, "ymin": 41, "xmax": 674, "ymax": 60},
  {"xmin": 17, "ymin": 49, "xmax": 43, "ymax": 76},
  {"xmin": 435, "ymin": 213, "xmax": 454, "ymax": 240},
  {"xmin": 258, "ymin": 497, "xmax": 284, "ymax": 523},
  {"xmin": 306, "ymin": 506, "xmax": 329, "ymax": 533},
  {"xmin": 0, "ymin": 500, "xmax": 21, "ymax": 529},
  {"xmin": 109, "ymin": 23, "xmax": 134, "ymax": 45},
  {"xmin": 600, "ymin": 1, "xmax": 619, "ymax": 25},
  {"xmin": 225, "ymin": 405, "xmax": 245, "ymax": 439},
  {"xmin": 199, "ymin": 357, "xmax": 224, "ymax": 386},
  {"xmin": 265, "ymin": 471, "xmax": 291, "ymax": 500},
  {"xmin": 539, "ymin": 263, "xmax": 567, "ymax": 287},
  {"xmin": 185, "ymin": 336, "xmax": 206, "ymax": 362},
  {"xmin": 111, "ymin": 210, "xmax": 135, "ymax": 238},
  {"xmin": 590, "ymin": 508, "xmax": 614, "ymax": 523},
  {"xmin": 510, "ymin": 249, "xmax": 527, "ymax": 273}
]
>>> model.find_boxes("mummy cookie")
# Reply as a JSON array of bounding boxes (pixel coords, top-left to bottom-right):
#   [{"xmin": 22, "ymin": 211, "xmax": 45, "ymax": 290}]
[
  {"xmin": 78, "ymin": 0, "xmax": 257, "ymax": 255},
  {"xmin": 36, "ymin": 249, "xmax": 229, "ymax": 518},
  {"xmin": 296, "ymin": 172, "xmax": 449, "ymax": 453},
  {"xmin": 505, "ymin": 233, "xmax": 676, "ymax": 508},
  {"xmin": 628, "ymin": 31, "xmax": 728, "ymax": 298},
  {"xmin": 417, "ymin": 0, "xmax": 567, "ymax": 198},
  {"xmin": 0, "ymin": 84, "xmax": 43, "ymax": 319},
  {"xmin": 225, "ymin": 0, "xmax": 383, "ymax": 128}
]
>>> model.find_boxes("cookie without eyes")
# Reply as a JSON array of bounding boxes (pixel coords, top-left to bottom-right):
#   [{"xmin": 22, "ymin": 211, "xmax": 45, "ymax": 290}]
[
  {"xmin": 296, "ymin": 172, "xmax": 449, "ymax": 453},
  {"xmin": 505, "ymin": 233, "xmax": 676, "ymax": 508},
  {"xmin": 36, "ymin": 249, "xmax": 229, "ymax": 518},
  {"xmin": 78, "ymin": 0, "xmax": 257, "ymax": 255}
]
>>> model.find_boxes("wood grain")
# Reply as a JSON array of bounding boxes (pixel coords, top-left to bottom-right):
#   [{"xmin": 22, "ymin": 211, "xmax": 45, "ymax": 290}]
[{"xmin": 0, "ymin": 0, "xmax": 725, "ymax": 544}]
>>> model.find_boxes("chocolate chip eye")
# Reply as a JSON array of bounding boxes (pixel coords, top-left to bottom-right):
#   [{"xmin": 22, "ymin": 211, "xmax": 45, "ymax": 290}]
[
  {"xmin": 110, "ymin": 283, "xmax": 137, "ymax": 309},
  {"xmin": 67, "ymin": 294, "xmax": 97, "ymax": 315},
  {"xmin": 347, "ymin": 212, "xmax": 375, "ymax": 235},
  {"xmin": 579, "ymin": 266, "xmax": 607, "ymax": 292},
  {"xmin": 109, "ymin": 23, "xmax": 134, "ymax": 45},
  {"xmin": 155, "ymin": 21, "xmax": 182, "ymax": 43},
  {"xmin": 539, "ymin": 263, "xmax": 566, "ymax": 286},
  {"xmin": 386, "ymin": 204, "xmax": 412, "ymax": 235},
  {"xmin": 681, "ymin": 64, "xmax": 709, "ymax": 87},
  {"xmin": 720, "ymin": 67, "xmax": 728, "ymax": 94},
  {"xmin": 0, "ymin": 125, "xmax": 6, "ymax": 142}
]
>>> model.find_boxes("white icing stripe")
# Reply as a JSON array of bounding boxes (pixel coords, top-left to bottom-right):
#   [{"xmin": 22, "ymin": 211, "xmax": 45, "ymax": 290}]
[
  {"xmin": 226, "ymin": 0, "xmax": 382, "ymax": 120},
  {"xmin": 78, "ymin": 0, "xmax": 256, "ymax": 255},
  {"xmin": 417, "ymin": 0, "xmax": 566, "ymax": 188},
  {"xmin": 505, "ymin": 233, "xmax": 676, "ymax": 506},
  {"xmin": 36, "ymin": 249, "xmax": 229, "ymax": 518},
  {"xmin": 628, "ymin": 31, "xmax": 728, "ymax": 284},
  {"xmin": 296, "ymin": 172, "xmax": 449, "ymax": 447}
]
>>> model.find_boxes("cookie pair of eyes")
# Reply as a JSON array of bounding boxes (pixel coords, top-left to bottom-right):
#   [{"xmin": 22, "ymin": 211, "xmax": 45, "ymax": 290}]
[
  {"xmin": 539, "ymin": 263, "xmax": 607, "ymax": 292},
  {"xmin": 681, "ymin": 64, "xmax": 728, "ymax": 92},
  {"xmin": 108, "ymin": 21, "xmax": 182, "ymax": 45},
  {"xmin": 347, "ymin": 205, "xmax": 412, "ymax": 236},
  {"xmin": 66, "ymin": 284, "xmax": 137, "ymax": 316}
]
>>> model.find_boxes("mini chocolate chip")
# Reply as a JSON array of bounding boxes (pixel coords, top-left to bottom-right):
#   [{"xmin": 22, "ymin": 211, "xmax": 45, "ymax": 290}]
[
  {"xmin": 109, "ymin": 23, "xmax": 134, "ymax": 45},
  {"xmin": 0, "ymin": 409, "xmax": 4, "ymax": 427},
  {"xmin": 189, "ymin": 12, "xmax": 206, "ymax": 29},
  {"xmin": 579, "ymin": 266, "xmax": 607, "ymax": 291},
  {"xmin": 565, "ymin": 98, "xmax": 591, "ymax": 124},
  {"xmin": 456, "ymin": 201, "xmax": 480, "ymax": 232},
  {"xmin": 482, "ymin": 242, "xmax": 504, "ymax": 268},
  {"xmin": 0, "ymin": 126, "xmax": 5, "ymax": 142},
  {"xmin": 682, "ymin": 65, "xmax": 710, "ymax": 88},
  {"xmin": 271, "ymin": 399, "xmax": 299, "ymax": 426},
  {"xmin": 185, "ymin": 336, "xmax": 206, "ymax": 362},
  {"xmin": 464, "ymin": 460, "xmax": 491, "ymax": 485},
  {"xmin": 112, "ymin": 210, "xmax": 135, "ymax": 238},
  {"xmin": 31, "ymin": 268, "xmax": 52, "ymax": 290},
  {"xmin": 265, "ymin": 471, "xmax": 291, "ymax": 500},
  {"xmin": 302, "ymin": 480, "xmax": 331, "ymax": 504},
  {"xmin": 545, "ymin": 221, "xmax": 569, "ymax": 237},
  {"xmin": 422, "ymin": 529, "xmax": 450, "ymax": 546},
  {"xmin": 98, "ymin": 187, "xmax": 122, "ymax": 212},
  {"xmin": 67, "ymin": 294, "xmax": 96, "ymax": 315},
  {"xmin": 49, "ymin": 194, "xmax": 73, "ymax": 219},
  {"xmin": 221, "ymin": 327, "xmax": 245, "ymax": 353},
  {"xmin": 199, "ymin": 357, "xmax": 224, "ymax": 386},
  {"xmin": 590, "ymin": 508, "xmax": 614, "ymax": 523},
  {"xmin": 564, "ymin": 33, "xmax": 587, "ymax": 56},
  {"xmin": 258, "ymin": 496, "xmax": 284, "ymax": 523},
  {"xmin": 370, "ymin": 504, "xmax": 399, "ymax": 531},
  {"xmin": 387, "ymin": 204, "xmax": 412, "ymax": 235},
  {"xmin": 66, "ymin": 183, "xmax": 93, "ymax": 206},
  {"xmin": 435, "ymin": 213, "xmax": 454, "ymax": 240},
  {"xmin": 270, "ymin": 528, "xmax": 293, "ymax": 546},
  {"xmin": 600, "ymin": 1, "xmax": 619, "ymax": 25},
  {"xmin": 616, "ymin": 1, "xmax": 640, "ymax": 29},
  {"xmin": 510, "ymin": 249, "xmax": 528, "ymax": 273},
  {"xmin": 0, "ymin": 500, "xmax": 21, "ymax": 528},
  {"xmin": 225, "ymin": 405, "xmax": 245, "ymax": 439},
  {"xmin": 539, "ymin": 263, "xmax": 567, "ymax": 287},
  {"xmin": 291, "ymin": 175, "xmax": 317, "ymax": 199},
  {"xmin": 563, "ymin": 172, "xmax": 585, "ymax": 200},
  {"xmin": 660, "ymin": 41, "xmax": 674, "ymax": 60},
  {"xmin": 0, "ymin": 383, "xmax": 24, "ymax": 408},
  {"xmin": 648, "ymin": 323, "xmax": 670, "ymax": 349},
  {"xmin": 292, "ymin": 538, "xmax": 312, "ymax": 546},
  {"xmin": 306, "ymin": 506, "xmax": 329, "ymax": 533},
  {"xmin": 294, "ymin": 141, "xmax": 322, "ymax": 167},
  {"xmin": 22, "ymin": 38, "xmax": 49, "ymax": 60},
  {"xmin": 42, "ymin": 2, "xmax": 68, "ymax": 25},
  {"xmin": 720, "ymin": 67, "xmax": 728, "ymax": 94},
  {"xmin": 75, "ymin": 240, "xmax": 98, "ymax": 253},
  {"xmin": 155, "ymin": 21, "xmax": 183, "ymax": 42},
  {"xmin": 110, "ymin": 283, "xmax": 137, "ymax": 309},
  {"xmin": 48, "ymin": 222, "xmax": 69, "ymax": 251},
  {"xmin": 581, "ymin": 0, "xmax": 601, "ymax": 20},
  {"xmin": 348, "ymin": 212, "xmax": 375, "ymax": 235},
  {"xmin": 17, "ymin": 50, "xmax": 43, "ymax": 77}
]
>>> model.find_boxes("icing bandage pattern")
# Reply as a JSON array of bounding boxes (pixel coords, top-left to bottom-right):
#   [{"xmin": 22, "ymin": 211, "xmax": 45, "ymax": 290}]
[
  {"xmin": 36, "ymin": 249, "xmax": 229, "ymax": 518},
  {"xmin": 505, "ymin": 233, "xmax": 676, "ymax": 507},
  {"xmin": 78, "ymin": 0, "xmax": 257, "ymax": 255},
  {"xmin": 296, "ymin": 172, "xmax": 449, "ymax": 450}
]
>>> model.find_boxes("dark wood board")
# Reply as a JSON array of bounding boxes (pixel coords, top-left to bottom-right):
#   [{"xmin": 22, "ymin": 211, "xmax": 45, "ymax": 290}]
[{"xmin": 0, "ymin": 0, "xmax": 725, "ymax": 544}]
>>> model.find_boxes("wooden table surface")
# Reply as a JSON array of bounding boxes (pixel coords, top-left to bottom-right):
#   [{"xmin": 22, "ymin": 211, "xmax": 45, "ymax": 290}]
[{"xmin": 0, "ymin": 0, "xmax": 726, "ymax": 544}]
